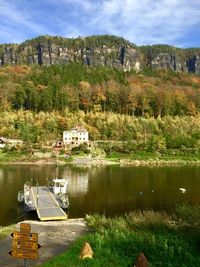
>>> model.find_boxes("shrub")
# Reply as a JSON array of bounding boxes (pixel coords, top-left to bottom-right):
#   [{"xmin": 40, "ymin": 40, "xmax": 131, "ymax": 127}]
[{"xmin": 174, "ymin": 203, "xmax": 200, "ymax": 229}]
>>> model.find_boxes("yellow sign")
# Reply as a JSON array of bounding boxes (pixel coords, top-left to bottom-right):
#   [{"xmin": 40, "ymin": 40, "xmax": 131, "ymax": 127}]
[
  {"xmin": 20, "ymin": 223, "xmax": 31, "ymax": 233},
  {"xmin": 9, "ymin": 223, "xmax": 41, "ymax": 260},
  {"xmin": 12, "ymin": 231, "xmax": 38, "ymax": 242},
  {"xmin": 12, "ymin": 239, "xmax": 41, "ymax": 250},
  {"xmin": 9, "ymin": 249, "xmax": 38, "ymax": 260}
]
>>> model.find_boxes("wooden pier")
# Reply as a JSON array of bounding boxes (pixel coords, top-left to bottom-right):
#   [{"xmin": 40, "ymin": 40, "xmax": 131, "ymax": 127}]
[{"xmin": 29, "ymin": 186, "xmax": 67, "ymax": 221}]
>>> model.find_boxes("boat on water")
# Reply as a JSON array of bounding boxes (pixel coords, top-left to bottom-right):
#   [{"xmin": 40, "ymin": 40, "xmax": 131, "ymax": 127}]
[{"xmin": 17, "ymin": 178, "xmax": 69, "ymax": 221}]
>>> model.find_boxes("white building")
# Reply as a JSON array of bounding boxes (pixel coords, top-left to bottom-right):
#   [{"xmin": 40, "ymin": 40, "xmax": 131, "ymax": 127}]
[
  {"xmin": 63, "ymin": 127, "xmax": 89, "ymax": 147},
  {"xmin": 0, "ymin": 137, "xmax": 23, "ymax": 148},
  {"xmin": 0, "ymin": 138, "xmax": 6, "ymax": 148}
]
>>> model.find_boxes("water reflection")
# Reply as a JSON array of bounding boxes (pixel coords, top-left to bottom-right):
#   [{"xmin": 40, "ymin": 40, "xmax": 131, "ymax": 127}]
[{"xmin": 0, "ymin": 164, "xmax": 200, "ymax": 225}]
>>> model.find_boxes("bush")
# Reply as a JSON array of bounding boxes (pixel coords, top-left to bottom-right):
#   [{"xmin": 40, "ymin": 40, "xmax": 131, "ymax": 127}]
[
  {"xmin": 166, "ymin": 135, "xmax": 197, "ymax": 149},
  {"xmin": 146, "ymin": 135, "xmax": 166, "ymax": 152},
  {"xmin": 174, "ymin": 203, "xmax": 200, "ymax": 229},
  {"xmin": 71, "ymin": 143, "xmax": 90, "ymax": 155},
  {"xmin": 42, "ymin": 212, "xmax": 200, "ymax": 267}
]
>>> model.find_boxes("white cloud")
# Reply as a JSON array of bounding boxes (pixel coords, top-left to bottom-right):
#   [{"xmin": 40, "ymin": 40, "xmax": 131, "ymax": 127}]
[
  {"xmin": 0, "ymin": 0, "xmax": 200, "ymax": 46},
  {"xmin": 0, "ymin": 1, "xmax": 54, "ymax": 41},
  {"xmin": 85, "ymin": 0, "xmax": 200, "ymax": 45}
]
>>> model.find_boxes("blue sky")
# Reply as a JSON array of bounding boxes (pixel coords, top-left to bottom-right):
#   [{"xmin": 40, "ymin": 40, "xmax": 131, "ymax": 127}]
[{"xmin": 0, "ymin": 0, "xmax": 200, "ymax": 47}]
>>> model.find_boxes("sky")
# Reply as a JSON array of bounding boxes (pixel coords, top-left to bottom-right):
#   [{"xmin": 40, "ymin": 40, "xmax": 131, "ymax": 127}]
[{"xmin": 0, "ymin": 0, "xmax": 200, "ymax": 47}]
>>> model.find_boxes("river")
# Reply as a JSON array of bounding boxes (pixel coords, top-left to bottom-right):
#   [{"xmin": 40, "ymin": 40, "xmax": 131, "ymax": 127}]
[{"xmin": 0, "ymin": 164, "xmax": 200, "ymax": 226}]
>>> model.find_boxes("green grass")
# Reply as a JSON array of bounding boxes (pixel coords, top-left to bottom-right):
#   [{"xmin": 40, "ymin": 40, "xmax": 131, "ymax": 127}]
[
  {"xmin": 1, "ymin": 147, "xmax": 200, "ymax": 165},
  {"xmin": 0, "ymin": 150, "xmax": 27, "ymax": 162},
  {"xmin": 40, "ymin": 207, "xmax": 200, "ymax": 267},
  {"xmin": 0, "ymin": 150, "xmax": 73, "ymax": 163},
  {"xmin": 105, "ymin": 152, "xmax": 123, "ymax": 161},
  {"xmin": 106, "ymin": 151, "xmax": 200, "ymax": 163},
  {"xmin": 130, "ymin": 151, "xmax": 160, "ymax": 160},
  {"xmin": 0, "ymin": 225, "xmax": 14, "ymax": 239}
]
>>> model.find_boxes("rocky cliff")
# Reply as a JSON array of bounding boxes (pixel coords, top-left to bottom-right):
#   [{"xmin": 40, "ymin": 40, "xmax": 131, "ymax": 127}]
[{"xmin": 0, "ymin": 35, "xmax": 200, "ymax": 74}]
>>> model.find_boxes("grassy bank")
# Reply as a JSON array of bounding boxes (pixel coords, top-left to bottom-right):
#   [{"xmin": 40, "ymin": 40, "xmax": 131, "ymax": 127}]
[
  {"xmin": 0, "ymin": 225, "xmax": 14, "ymax": 240},
  {"xmin": 106, "ymin": 151, "xmax": 200, "ymax": 165},
  {"xmin": 2, "ymin": 148, "xmax": 200, "ymax": 166},
  {"xmin": 0, "ymin": 150, "xmax": 28, "ymax": 162},
  {"xmin": 0, "ymin": 150, "xmax": 73, "ymax": 164},
  {"xmin": 106, "ymin": 150, "xmax": 200, "ymax": 161},
  {"xmin": 40, "ymin": 204, "xmax": 200, "ymax": 267}
]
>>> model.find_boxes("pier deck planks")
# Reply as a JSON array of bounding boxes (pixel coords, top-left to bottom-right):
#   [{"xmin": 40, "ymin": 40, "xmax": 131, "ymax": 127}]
[{"xmin": 30, "ymin": 186, "xmax": 67, "ymax": 221}]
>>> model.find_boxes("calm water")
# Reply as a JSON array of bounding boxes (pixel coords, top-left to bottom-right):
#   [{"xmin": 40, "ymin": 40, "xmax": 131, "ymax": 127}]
[{"xmin": 0, "ymin": 164, "xmax": 200, "ymax": 226}]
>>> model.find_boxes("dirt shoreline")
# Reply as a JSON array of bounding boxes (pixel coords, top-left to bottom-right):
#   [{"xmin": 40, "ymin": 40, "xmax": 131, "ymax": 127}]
[
  {"xmin": 1, "ymin": 157, "xmax": 200, "ymax": 166},
  {"xmin": 0, "ymin": 159, "xmax": 67, "ymax": 165},
  {"xmin": 119, "ymin": 159, "xmax": 200, "ymax": 166}
]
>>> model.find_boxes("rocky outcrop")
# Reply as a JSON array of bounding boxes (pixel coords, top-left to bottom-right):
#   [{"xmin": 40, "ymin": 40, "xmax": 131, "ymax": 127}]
[
  {"xmin": 34, "ymin": 43, "xmax": 142, "ymax": 71},
  {"xmin": 0, "ymin": 42, "xmax": 142, "ymax": 72},
  {"xmin": 150, "ymin": 53, "xmax": 187, "ymax": 72},
  {"xmin": 0, "ymin": 35, "xmax": 199, "ymax": 74},
  {"xmin": 187, "ymin": 56, "xmax": 200, "ymax": 75}
]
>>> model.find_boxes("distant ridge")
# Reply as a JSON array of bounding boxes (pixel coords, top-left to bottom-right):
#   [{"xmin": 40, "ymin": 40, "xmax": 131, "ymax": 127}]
[{"xmin": 0, "ymin": 34, "xmax": 200, "ymax": 74}]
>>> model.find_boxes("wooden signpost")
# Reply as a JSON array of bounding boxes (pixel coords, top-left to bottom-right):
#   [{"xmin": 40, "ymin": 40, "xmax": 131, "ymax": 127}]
[
  {"xmin": 20, "ymin": 223, "xmax": 31, "ymax": 233},
  {"xmin": 9, "ymin": 223, "xmax": 41, "ymax": 267}
]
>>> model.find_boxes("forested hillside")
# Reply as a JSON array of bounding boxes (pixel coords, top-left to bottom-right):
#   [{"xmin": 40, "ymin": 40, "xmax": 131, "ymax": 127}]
[
  {"xmin": 1, "ymin": 64, "xmax": 200, "ymax": 155},
  {"xmin": 1, "ymin": 64, "xmax": 200, "ymax": 116}
]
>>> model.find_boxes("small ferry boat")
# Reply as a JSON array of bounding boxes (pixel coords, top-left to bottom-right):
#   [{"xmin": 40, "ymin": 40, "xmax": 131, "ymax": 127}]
[{"xmin": 18, "ymin": 178, "xmax": 69, "ymax": 221}]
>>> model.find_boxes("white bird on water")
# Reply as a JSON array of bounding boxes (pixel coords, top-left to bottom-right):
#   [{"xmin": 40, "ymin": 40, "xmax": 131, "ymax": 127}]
[{"xmin": 179, "ymin": 188, "xmax": 186, "ymax": 193}]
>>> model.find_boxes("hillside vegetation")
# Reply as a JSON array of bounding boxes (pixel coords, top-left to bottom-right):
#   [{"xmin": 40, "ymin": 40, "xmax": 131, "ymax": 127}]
[
  {"xmin": 1, "ymin": 64, "xmax": 200, "ymax": 158},
  {"xmin": 20, "ymin": 34, "xmax": 134, "ymax": 49},
  {"xmin": 1, "ymin": 64, "xmax": 200, "ymax": 116},
  {"xmin": 41, "ymin": 204, "xmax": 200, "ymax": 267}
]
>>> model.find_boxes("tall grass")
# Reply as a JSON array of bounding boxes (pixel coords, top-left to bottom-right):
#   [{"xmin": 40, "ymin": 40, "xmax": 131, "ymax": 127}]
[{"xmin": 41, "ymin": 206, "xmax": 200, "ymax": 267}]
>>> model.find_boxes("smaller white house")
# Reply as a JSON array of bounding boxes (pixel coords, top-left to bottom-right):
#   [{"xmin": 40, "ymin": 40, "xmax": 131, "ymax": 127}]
[
  {"xmin": 6, "ymin": 138, "xmax": 23, "ymax": 147},
  {"xmin": 0, "ymin": 137, "xmax": 23, "ymax": 148},
  {"xmin": 63, "ymin": 127, "xmax": 89, "ymax": 147},
  {"xmin": 0, "ymin": 138, "xmax": 6, "ymax": 148}
]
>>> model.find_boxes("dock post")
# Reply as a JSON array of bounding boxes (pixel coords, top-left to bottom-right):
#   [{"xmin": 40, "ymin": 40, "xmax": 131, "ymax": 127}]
[
  {"xmin": 36, "ymin": 180, "xmax": 39, "ymax": 208},
  {"xmin": 24, "ymin": 259, "xmax": 28, "ymax": 267}
]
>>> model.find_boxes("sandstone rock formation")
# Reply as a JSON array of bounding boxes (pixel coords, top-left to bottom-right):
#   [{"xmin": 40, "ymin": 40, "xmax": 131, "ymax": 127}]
[{"xmin": 0, "ymin": 35, "xmax": 200, "ymax": 74}]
